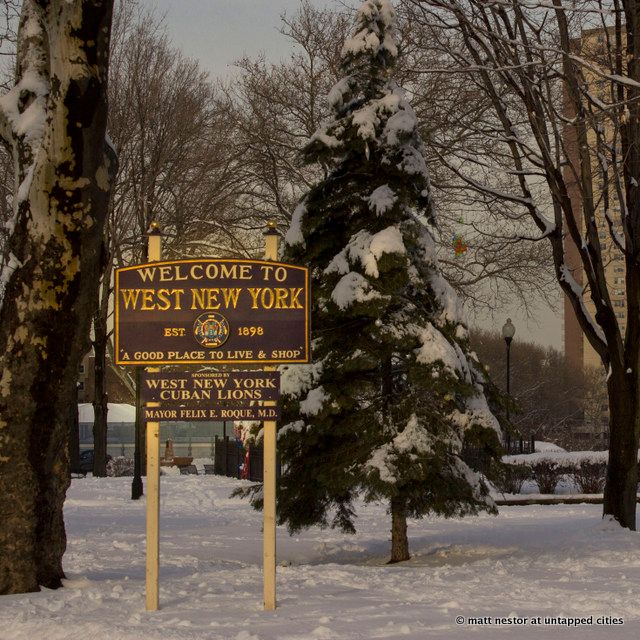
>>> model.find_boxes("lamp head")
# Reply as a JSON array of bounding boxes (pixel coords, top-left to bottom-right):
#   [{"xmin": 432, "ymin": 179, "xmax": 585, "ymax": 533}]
[{"xmin": 502, "ymin": 318, "xmax": 516, "ymax": 344}]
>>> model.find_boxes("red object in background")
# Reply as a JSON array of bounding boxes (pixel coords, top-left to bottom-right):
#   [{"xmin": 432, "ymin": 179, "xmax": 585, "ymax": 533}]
[{"xmin": 240, "ymin": 448, "xmax": 250, "ymax": 480}]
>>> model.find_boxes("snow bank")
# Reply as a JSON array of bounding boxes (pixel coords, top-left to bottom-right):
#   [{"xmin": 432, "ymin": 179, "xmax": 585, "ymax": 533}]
[
  {"xmin": 535, "ymin": 441, "xmax": 567, "ymax": 453},
  {"xmin": 504, "ymin": 450, "xmax": 612, "ymax": 467}
]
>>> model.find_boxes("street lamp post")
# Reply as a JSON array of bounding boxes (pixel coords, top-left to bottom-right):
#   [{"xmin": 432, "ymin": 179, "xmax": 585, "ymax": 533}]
[{"xmin": 502, "ymin": 318, "xmax": 516, "ymax": 424}]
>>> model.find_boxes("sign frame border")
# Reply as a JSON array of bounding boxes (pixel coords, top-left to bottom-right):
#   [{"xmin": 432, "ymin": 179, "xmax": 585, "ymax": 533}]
[{"xmin": 114, "ymin": 258, "xmax": 310, "ymax": 366}]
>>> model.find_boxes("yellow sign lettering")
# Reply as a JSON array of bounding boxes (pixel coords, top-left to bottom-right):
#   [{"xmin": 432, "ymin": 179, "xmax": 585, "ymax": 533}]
[
  {"xmin": 141, "ymin": 289, "xmax": 155, "ymax": 310},
  {"xmin": 137, "ymin": 267, "xmax": 157, "ymax": 282},
  {"xmin": 121, "ymin": 289, "xmax": 141, "ymax": 309},
  {"xmin": 248, "ymin": 287, "xmax": 261, "ymax": 309},
  {"xmin": 246, "ymin": 287, "xmax": 304, "ymax": 310},
  {"xmin": 222, "ymin": 287, "xmax": 241, "ymax": 309},
  {"xmin": 289, "ymin": 287, "xmax": 304, "ymax": 309}
]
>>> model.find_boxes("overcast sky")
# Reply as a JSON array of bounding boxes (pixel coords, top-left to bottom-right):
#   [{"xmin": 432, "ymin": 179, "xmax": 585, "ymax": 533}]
[
  {"xmin": 139, "ymin": 0, "xmax": 353, "ymax": 77},
  {"xmin": 138, "ymin": 0, "xmax": 563, "ymax": 350}
]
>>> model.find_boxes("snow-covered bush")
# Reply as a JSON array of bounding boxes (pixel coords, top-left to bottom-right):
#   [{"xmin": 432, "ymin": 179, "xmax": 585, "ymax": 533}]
[
  {"xmin": 504, "ymin": 453, "xmax": 595, "ymax": 494},
  {"xmin": 572, "ymin": 460, "xmax": 606, "ymax": 494},
  {"xmin": 491, "ymin": 461, "xmax": 532, "ymax": 494},
  {"xmin": 530, "ymin": 460, "xmax": 565, "ymax": 494},
  {"xmin": 502, "ymin": 450, "xmax": 618, "ymax": 494},
  {"xmin": 106, "ymin": 457, "xmax": 134, "ymax": 477},
  {"xmin": 504, "ymin": 450, "xmax": 609, "ymax": 466}
]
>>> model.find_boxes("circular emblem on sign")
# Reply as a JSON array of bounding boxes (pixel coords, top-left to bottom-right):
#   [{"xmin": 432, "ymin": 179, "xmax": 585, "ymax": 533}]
[{"xmin": 193, "ymin": 312, "xmax": 230, "ymax": 348}]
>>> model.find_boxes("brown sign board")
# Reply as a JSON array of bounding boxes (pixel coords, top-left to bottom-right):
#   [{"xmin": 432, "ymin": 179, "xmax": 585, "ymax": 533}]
[
  {"xmin": 114, "ymin": 259, "xmax": 310, "ymax": 365},
  {"xmin": 140, "ymin": 370, "xmax": 280, "ymax": 404},
  {"xmin": 143, "ymin": 405, "xmax": 280, "ymax": 422}
]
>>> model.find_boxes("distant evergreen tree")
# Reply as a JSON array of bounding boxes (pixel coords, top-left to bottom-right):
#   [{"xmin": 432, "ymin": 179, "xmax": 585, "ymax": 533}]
[{"xmin": 270, "ymin": 0, "xmax": 501, "ymax": 561}]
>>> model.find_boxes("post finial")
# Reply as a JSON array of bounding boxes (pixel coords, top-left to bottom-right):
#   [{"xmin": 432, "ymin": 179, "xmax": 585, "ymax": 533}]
[
  {"xmin": 264, "ymin": 220, "xmax": 279, "ymax": 236},
  {"xmin": 146, "ymin": 221, "xmax": 162, "ymax": 236}
]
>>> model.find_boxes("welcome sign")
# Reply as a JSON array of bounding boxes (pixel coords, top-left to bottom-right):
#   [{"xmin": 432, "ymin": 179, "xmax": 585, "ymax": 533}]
[{"xmin": 114, "ymin": 259, "xmax": 310, "ymax": 365}]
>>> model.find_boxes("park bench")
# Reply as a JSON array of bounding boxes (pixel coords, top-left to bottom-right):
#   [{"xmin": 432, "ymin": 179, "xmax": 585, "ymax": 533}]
[{"xmin": 179, "ymin": 465, "xmax": 198, "ymax": 475}]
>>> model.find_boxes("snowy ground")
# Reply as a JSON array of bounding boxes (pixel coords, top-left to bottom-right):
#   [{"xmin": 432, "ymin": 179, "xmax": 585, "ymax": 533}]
[{"xmin": 1, "ymin": 476, "xmax": 639, "ymax": 640}]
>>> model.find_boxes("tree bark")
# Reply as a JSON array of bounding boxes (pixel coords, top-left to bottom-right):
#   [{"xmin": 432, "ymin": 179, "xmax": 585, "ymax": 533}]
[
  {"xmin": 0, "ymin": 0, "xmax": 116, "ymax": 594},
  {"xmin": 68, "ymin": 386, "xmax": 80, "ymax": 475},
  {"xmin": 131, "ymin": 365, "xmax": 144, "ymax": 500},
  {"xmin": 92, "ymin": 252, "xmax": 111, "ymax": 477},
  {"xmin": 389, "ymin": 496, "xmax": 410, "ymax": 563},
  {"xmin": 92, "ymin": 344, "xmax": 109, "ymax": 477},
  {"xmin": 603, "ymin": 363, "xmax": 639, "ymax": 530}
]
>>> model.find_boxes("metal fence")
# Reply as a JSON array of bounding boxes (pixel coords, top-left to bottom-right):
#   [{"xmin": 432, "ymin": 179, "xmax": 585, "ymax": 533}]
[
  {"xmin": 213, "ymin": 436, "xmax": 244, "ymax": 479},
  {"xmin": 212, "ymin": 434, "xmax": 536, "ymax": 481},
  {"xmin": 213, "ymin": 436, "xmax": 281, "ymax": 482},
  {"xmin": 460, "ymin": 435, "xmax": 536, "ymax": 475},
  {"xmin": 502, "ymin": 434, "xmax": 536, "ymax": 455}
]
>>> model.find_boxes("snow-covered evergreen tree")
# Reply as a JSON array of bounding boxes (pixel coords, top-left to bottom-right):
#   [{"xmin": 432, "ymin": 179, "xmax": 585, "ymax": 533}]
[{"xmin": 275, "ymin": 0, "xmax": 502, "ymax": 562}]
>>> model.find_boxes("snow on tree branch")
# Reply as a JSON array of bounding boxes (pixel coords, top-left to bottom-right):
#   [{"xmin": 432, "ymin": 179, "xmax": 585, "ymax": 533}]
[{"xmin": 0, "ymin": 2, "xmax": 48, "ymax": 153}]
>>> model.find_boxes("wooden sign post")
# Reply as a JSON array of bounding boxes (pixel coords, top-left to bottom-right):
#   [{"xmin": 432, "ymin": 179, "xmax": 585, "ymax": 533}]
[
  {"xmin": 145, "ymin": 223, "xmax": 161, "ymax": 612},
  {"xmin": 263, "ymin": 222, "xmax": 279, "ymax": 611}
]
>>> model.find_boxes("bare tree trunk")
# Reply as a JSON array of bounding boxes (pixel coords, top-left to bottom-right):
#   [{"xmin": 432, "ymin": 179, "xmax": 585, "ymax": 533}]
[
  {"xmin": 389, "ymin": 496, "xmax": 410, "ymax": 563},
  {"xmin": 68, "ymin": 387, "xmax": 80, "ymax": 475},
  {"xmin": 382, "ymin": 356, "xmax": 411, "ymax": 563},
  {"xmin": 0, "ymin": 0, "xmax": 116, "ymax": 594},
  {"xmin": 92, "ymin": 250, "xmax": 111, "ymax": 477},
  {"xmin": 92, "ymin": 342, "xmax": 109, "ymax": 476},
  {"xmin": 603, "ymin": 363, "xmax": 639, "ymax": 530},
  {"xmin": 131, "ymin": 365, "xmax": 144, "ymax": 500}
]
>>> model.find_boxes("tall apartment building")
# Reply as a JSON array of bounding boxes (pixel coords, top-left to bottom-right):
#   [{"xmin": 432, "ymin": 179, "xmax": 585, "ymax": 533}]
[
  {"xmin": 562, "ymin": 27, "xmax": 623, "ymax": 442},
  {"xmin": 563, "ymin": 26, "xmax": 627, "ymax": 372}
]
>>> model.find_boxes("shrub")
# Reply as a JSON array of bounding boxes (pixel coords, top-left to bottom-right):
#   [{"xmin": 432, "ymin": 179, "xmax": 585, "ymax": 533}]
[
  {"xmin": 531, "ymin": 460, "xmax": 564, "ymax": 494},
  {"xmin": 107, "ymin": 457, "xmax": 134, "ymax": 477},
  {"xmin": 572, "ymin": 460, "xmax": 606, "ymax": 493},
  {"xmin": 491, "ymin": 462, "xmax": 532, "ymax": 494}
]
